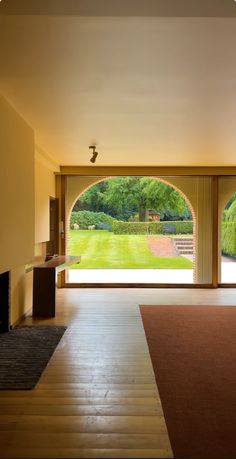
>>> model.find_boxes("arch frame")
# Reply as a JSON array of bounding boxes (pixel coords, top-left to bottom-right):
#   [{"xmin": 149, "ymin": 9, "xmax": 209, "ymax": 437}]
[{"xmin": 55, "ymin": 172, "xmax": 221, "ymax": 288}]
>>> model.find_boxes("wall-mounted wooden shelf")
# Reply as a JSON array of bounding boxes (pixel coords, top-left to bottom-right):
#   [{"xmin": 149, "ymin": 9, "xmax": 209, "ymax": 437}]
[{"xmin": 32, "ymin": 256, "xmax": 81, "ymax": 318}]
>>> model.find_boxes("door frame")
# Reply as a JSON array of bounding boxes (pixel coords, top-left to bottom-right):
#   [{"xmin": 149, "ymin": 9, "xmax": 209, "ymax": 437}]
[{"xmin": 55, "ymin": 166, "xmax": 235, "ymax": 288}]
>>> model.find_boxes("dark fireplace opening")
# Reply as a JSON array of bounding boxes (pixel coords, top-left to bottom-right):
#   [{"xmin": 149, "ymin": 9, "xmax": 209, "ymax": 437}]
[{"xmin": 0, "ymin": 271, "xmax": 10, "ymax": 333}]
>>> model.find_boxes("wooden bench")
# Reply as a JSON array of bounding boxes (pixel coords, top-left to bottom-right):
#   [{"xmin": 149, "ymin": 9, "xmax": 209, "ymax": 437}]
[{"xmin": 32, "ymin": 255, "xmax": 81, "ymax": 318}]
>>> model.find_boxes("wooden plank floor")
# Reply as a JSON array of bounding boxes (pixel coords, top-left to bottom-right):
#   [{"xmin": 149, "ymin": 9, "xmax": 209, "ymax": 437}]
[{"xmin": 1, "ymin": 287, "xmax": 236, "ymax": 458}]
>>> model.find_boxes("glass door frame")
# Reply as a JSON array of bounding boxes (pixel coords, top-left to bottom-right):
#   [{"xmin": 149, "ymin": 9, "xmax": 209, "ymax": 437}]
[{"xmin": 55, "ymin": 166, "xmax": 236, "ymax": 289}]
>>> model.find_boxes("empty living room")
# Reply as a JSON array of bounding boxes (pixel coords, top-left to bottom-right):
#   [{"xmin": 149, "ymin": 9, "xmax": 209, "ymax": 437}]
[{"xmin": 1, "ymin": 1, "xmax": 236, "ymax": 458}]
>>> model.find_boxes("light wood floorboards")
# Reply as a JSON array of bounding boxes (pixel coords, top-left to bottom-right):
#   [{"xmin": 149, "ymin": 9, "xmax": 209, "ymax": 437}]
[{"xmin": 1, "ymin": 287, "xmax": 235, "ymax": 458}]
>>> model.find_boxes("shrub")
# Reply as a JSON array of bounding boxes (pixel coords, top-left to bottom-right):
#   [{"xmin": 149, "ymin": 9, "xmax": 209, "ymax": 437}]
[
  {"xmin": 221, "ymin": 222, "xmax": 236, "ymax": 257},
  {"xmin": 95, "ymin": 223, "xmax": 112, "ymax": 231},
  {"xmin": 160, "ymin": 220, "xmax": 193, "ymax": 234},
  {"xmin": 128, "ymin": 214, "xmax": 139, "ymax": 222},
  {"xmin": 70, "ymin": 211, "xmax": 114, "ymax": 229},
  {"xmin": 161, "ymin": 223, "xmax": 177, "ymax": 234},
  {"xmin": 222, "ymin": 209, "xmax": 230, "ymax": 222},
  {"xmin": 113, "ymin": 221, "xmax": 151, "ymax": 235},
  {"xmin": 148, "ymin": 222, "xmax": 163, "ymax": 234},
  {"xmin": 225, "ymin": 200, "xmax": 236, "ymax": 222},
  {"xmin": 112, "ymin": 220, "xmax": 193, "ymax": 235}
]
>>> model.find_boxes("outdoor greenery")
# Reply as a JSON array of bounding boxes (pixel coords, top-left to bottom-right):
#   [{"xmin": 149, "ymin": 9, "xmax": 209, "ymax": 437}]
[
  {"xmin": 223, "ymin": 200, "xmax": 236, "ymax": 222},
  {"xmin": 224, "ymin": 192, "xmax": 236, "ymax": 210},
  {"xmin": 69, "ymin": 178, "xmax": 194, "ymax": 270},
  {"xmin": 70, "ymin": 210, "xmax": 114, "ymax": 229},
  {"xmin": 221, "ymin": 196, "xmax": 236, "ymax": 257},
  {"xmin": 103, "ymin": 177, "xmax": 189, "ymax": 222},
  {"xmin": 70, "ymin": 211, "xmax": 193, "ymax": 235},
  {"xmin": 222, "ymin": 222, "xmax": 236, "ymax": 257},
  {"xmin": 162, "ymin": 221, "xmax": 193, "ymax": 234},
  {"xmin": 113, "ymin": 221, "xmax": 161, "ymax": 235},
  {"xmin": 113, "ymin": 220, "xmax": 193, "ymax": 235},
  {"xmin": 73, "ymin": 177, "xmax": 192, "ymax": 222},
  {"xmin": 69, "ymin": 230, "xmax": 193, "ymax": 269}
]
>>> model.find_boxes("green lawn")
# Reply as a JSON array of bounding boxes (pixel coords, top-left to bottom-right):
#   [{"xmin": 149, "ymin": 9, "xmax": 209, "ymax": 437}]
[{"xmin": 69, "ymin": 230, "xmax": 193, "ymax": 269}]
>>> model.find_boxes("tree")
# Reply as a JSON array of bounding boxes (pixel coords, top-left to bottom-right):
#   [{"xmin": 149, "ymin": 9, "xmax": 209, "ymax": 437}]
[
  {"xmin": 73, "ymin": 182, "xmax": 108, "ymax": 213},
  {"xmin": 72, "ymin": 179, "xmax": 137, "ymax": 220},
  {"xmin": 103, "ymin": 177, "xmax": 190, "ymax": 221}
]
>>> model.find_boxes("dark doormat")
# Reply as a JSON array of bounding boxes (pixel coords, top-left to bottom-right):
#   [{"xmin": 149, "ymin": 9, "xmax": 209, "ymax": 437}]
[{"xmin": 0, "ymin": 325, "xmax": 66, "ymax": 390}]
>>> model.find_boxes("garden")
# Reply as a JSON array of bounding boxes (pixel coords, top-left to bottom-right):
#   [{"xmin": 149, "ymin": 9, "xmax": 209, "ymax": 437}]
[
  {"xmin": 69, "ymin": 229, "xmax": 193, "ymax": 269},
  {"xmin": 68, "ymin": 177, "xmax": 194, "ymax": 270}
]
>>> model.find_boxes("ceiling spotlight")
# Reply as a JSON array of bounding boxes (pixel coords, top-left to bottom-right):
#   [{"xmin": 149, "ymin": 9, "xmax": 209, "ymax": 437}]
[{"xmin": 89, "ymin": 145, "xmax": 98, "ymax": 163}]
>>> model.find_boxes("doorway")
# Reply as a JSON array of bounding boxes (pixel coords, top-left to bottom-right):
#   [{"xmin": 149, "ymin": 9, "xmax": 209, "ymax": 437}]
[
  {"xmin": 46, "ymin": 197, "xmax": 59, "ymax": 261},
  {"xmin": 0, "ymin": 271, "xmax": 10, "ymax": 333}
]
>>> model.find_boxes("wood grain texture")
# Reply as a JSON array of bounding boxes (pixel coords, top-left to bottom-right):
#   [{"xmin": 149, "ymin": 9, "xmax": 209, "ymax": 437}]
[
  {"xmin": 0, "ymin": 288, "xmax": 174, "ymax": 458},
  {"xmin": 1, "ymin": 287, "xmax": 235, "ymax": 458},
  {"xmin": 59, "ymin": 166, "xmax": 236, "ymax": 176}
]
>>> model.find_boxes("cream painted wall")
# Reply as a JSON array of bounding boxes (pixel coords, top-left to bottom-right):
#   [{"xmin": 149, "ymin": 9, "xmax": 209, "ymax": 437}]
[
  {"xmin": 35, "ymin": 150, "xmax": 57, "ymax": 244},
  {"xmin": 0, "ymin": 96, "xmax": 35, "ymax": 324},
  {"xmin": 10, "ymin": 266, "xmax": 32, "ymax": 326},
  {"xmin": 0, "ymin": 95, "xmax": 35, "ymax": 274},
  {"xmin": 0, "ymin": 97, "xmax": 59, "ymax": 325},
  {"xmin": 65, "ymin": 175, "xmax": 213, "ymax": 284},
  {"xmin": 10, "ymin": 157, "xmax": 58, "ymax": 326},
  {"xmin": 10, "ymin": 156, "xmax": 58, "ymax": 326}
]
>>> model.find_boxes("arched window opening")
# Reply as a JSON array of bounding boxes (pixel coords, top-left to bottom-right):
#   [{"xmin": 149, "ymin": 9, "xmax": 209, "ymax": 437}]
[{"xmin": 66, "ymin": 176, "xmax": 196, "ymax": 284}]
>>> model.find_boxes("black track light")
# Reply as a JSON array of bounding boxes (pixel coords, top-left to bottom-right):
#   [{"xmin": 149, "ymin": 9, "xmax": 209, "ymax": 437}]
[{"xmin": 89, "ymin": 145, "xmax": 98, "ymax": 163}]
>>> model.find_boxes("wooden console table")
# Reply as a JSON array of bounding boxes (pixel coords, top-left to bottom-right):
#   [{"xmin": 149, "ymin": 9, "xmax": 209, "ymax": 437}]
[{"xmin": 33, "ymin": 255, "xmax": 81, "ymax": 318}]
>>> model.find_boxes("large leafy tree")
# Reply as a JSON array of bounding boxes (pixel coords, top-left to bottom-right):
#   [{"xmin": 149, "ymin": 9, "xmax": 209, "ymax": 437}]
[
  {"xmin": 73, "ymin": 177, "xmax": 191, "ymax": 222},
  {"xmin": 73, "ymin": 179, "xmax": 137, "ymax": 220},
  {"xmin": 103, "ymin": 177, "xmax": 189, "ymax": 221},
  {"xmin": 73, "ymin": 182, "xmax": 108, "ymax": 213}
]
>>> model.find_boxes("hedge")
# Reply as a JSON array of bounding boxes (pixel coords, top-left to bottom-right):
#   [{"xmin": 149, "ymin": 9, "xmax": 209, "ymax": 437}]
[
  {"xmin": 221, "ymin": 222, "xmax": 236, "ymax": 257},
  {"xmin": 225, "ymin": 200, "xmax": 236, "ymax": 222},
  {"xmin": 112, "ymin": 220, "xmax": 193, "ymax": 235},
  {"xmin": 112, "ymin": 221, "xmax": 158, "ymax": 235},
  {"xmin": 70, "ymin": 211, "xmax": 114, "ymax": 230}
]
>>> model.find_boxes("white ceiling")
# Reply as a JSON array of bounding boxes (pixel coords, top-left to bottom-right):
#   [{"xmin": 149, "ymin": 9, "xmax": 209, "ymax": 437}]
[{"xmin": 1, "ymin": 1, "xmax": 236, "ymax": 166}]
